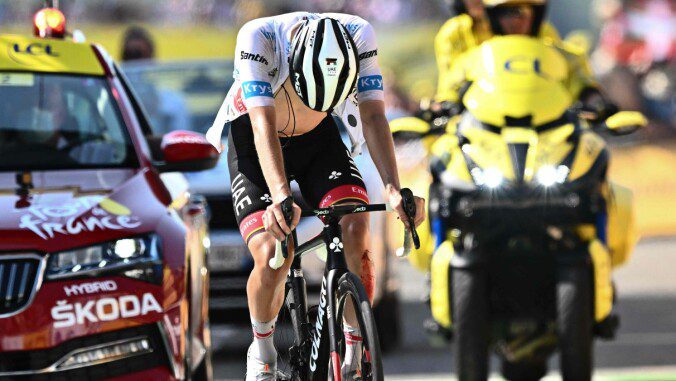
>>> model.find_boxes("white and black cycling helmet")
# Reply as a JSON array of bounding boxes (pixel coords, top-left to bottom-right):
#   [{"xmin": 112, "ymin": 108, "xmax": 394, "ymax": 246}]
[{"xmin": 289, "ymin": 17, "xmax": 359, "ymax": 112}]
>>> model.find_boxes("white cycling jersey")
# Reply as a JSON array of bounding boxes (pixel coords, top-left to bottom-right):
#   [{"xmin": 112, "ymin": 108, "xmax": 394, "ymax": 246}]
[{"xmin": 207, "ymin": 12, "xmax": 385, "ymax": 156}]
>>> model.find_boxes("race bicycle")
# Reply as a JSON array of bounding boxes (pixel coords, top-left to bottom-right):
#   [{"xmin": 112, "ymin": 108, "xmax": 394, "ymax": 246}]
[{"xmin": 269, "ymin": 189, "xmax": 420, "ymax": 381}]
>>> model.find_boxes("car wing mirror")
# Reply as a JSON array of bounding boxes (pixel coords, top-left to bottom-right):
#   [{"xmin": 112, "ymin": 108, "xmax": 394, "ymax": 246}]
[{"xmin": 155, "ymin": 130, "xmax": 220, "ymax": 173}]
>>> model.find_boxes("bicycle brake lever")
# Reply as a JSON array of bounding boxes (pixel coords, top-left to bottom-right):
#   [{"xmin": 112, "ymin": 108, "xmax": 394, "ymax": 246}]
[
  {"xmin": 280, "ymin": 196, "xmax": 294, "ymax": 259},
  {"xmin": 400, "ymin": 188, "xmax": 421, "ymax": 250},
  {"xmin": 270, "ymin": 196, "xmax": 295, "ymax": 270}
]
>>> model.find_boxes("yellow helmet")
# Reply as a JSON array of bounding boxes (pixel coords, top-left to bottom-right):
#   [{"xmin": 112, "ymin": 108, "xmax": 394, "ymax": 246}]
[{"xmin": 482, "ymin": 0, "xmax": 547, "ymax": 36}]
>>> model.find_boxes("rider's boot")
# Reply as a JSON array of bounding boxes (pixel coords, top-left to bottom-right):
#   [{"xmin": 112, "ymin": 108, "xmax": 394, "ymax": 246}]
[
  {"xmin": 245, "ymin": 317, "xmax": 278, "ymax": 381},
  {"xmin": 246, "ymin": 344, "xmax": 277, "ymax": 381}
]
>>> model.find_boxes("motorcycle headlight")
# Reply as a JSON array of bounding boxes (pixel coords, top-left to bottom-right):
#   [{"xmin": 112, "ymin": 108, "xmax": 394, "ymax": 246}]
[
  {"xmin": 47, "ymin": 234, "xmax": 162, "ymax": 282},
  {"xmin": 536, "ymin": 165, "xmax": 569, "ymax": 187},
  {"xmin": 471, "ymin": 167, "xmax": 504, "ymax": 189}
]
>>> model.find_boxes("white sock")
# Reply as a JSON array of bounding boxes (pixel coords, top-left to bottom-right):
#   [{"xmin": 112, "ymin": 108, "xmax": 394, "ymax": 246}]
[
  {"xmin": 251, "ymin": 316, "xmax": 277, "ymax": 365},
  {"xmin": 342, "ymin": 323, "xmax": 363, "ymax": 375}
]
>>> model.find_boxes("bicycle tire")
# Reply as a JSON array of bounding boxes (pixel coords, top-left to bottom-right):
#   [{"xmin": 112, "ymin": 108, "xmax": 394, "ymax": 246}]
[{"xmin": 334, "ymin": 272, "xmax": 384, "ymax": 381}]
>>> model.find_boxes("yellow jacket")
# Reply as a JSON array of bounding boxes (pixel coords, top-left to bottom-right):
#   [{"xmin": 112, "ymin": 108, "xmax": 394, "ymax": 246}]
[{"xmin": 434, "ymin": 14, "xmax": 564, "ymax": 102}]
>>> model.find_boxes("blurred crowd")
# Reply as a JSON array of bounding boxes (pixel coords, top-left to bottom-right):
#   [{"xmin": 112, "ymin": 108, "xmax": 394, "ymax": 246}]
[
  {"xmin": 0, "ymin": 0, "xmax": 447, "ymax": 25},
  {"xmin": 0, "ymin": 0, "xmax": 672, "ymax": 130},
  {"xmin": 591, "ymin": 0, "xmax": 675, "ymax": 129}
]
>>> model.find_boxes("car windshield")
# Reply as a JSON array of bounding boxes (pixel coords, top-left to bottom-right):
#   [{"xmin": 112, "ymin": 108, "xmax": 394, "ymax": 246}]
[
  {"xmin": 122, "ymin": 60, "xmax": 233, "ymax": 135},
  {"xmin": 0, "ymin": 72, "xmax": 137, "ymax": 171}
]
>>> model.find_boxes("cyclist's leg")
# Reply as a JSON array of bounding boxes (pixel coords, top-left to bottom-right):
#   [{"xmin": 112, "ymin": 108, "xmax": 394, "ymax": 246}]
[
  {"xmin": 295, "ymin": 118, "xmax": 373, "ymax": 304},
  {"xmin": 295, "ymin": 117, "xmax": 372, "ymax": 376},
  {"xmin": 227, "ymin": 117, "xmax": 294, "ymax": 375}
]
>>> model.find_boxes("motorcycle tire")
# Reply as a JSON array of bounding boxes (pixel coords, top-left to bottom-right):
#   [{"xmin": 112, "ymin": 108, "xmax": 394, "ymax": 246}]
[
  {"xmin": 500, "ymin": 359, "xmax": 547, "ymax": 381},
  {"xmin": 452, "ymin": 268, "xmax": 489, "ymax": 381},
  {"xmin": 557, "ymin": 265, "xmax": 593, "ymax": 381}
]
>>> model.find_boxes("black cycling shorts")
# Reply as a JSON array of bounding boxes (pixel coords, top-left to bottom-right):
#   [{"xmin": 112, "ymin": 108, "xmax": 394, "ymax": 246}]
[{"xmin": 227, "ymin": 114, "xmax": 369, "ymax": 243}]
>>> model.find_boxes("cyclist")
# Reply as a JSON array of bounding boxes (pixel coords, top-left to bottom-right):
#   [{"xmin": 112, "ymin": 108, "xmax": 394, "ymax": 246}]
[
  {"xmin": 435, "ymin": 0, "xmax": 561, "ymax": 103},
  {"xmin": 206, "ymin": 13, "xmax": 425, "ymax": 380}
]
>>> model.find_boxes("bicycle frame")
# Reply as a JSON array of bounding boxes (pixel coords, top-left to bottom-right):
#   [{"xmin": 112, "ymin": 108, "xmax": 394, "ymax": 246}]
[{"xmin": 282, "ymin": 203, "xmax": 387, "ymax": 381}]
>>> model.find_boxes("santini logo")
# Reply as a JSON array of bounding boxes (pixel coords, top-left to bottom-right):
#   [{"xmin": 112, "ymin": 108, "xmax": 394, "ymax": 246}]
[
  {"xmin": 358, "ymin": 49, "xmax": 377, "ymax": 60},
  {"xmin": 240, "ymin": 51, "xmax": 269, "ymax": 65}
]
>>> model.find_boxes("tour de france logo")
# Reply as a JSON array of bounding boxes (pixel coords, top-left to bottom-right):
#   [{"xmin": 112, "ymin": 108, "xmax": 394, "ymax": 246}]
[{"xmin": 18, "ymin": 196, "xmax": 142, "ymax": 240}]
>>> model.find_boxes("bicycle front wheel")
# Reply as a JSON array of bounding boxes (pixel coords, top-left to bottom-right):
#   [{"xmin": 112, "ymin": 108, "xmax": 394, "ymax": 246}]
[{"xmin": 334, "ymin": 272, "xmax": 384, "ymax": 381}]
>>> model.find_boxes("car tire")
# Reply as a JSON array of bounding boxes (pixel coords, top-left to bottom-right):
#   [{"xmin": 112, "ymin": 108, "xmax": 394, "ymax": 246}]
[
  {"xmin": 373, "ymin": 289, "xmax": 401, "ymax": 353},
  {"xmin": 558, "ymin": 265, "xmax": 593, "ymax": 381},
  {"xmin": 452, "ymin": 268, "xmax": 489, "ymax": 381}
]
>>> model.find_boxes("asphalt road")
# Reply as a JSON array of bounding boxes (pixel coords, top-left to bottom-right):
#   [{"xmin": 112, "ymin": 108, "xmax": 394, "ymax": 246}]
[{"xmin": 211, "ymin": 237, "xmax": 676, "ymax": 380}]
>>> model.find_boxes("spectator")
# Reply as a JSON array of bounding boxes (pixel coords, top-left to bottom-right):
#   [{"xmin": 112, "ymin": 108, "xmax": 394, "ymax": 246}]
[{"xmin": 120, "ymin": 26, "xmax": 190, "ymax": 133}]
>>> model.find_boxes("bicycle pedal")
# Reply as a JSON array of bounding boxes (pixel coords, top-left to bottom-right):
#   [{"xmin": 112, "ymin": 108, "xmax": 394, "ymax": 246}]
[{"xmin": 275, "ymin": 370, "xmax": 291, "ymax": 381}]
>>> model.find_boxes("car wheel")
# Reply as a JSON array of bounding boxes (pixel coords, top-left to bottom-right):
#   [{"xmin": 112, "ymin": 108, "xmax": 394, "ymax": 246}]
[{"xmin": 373, "ymin": 289, "xmax": 401, "ymax": 353}]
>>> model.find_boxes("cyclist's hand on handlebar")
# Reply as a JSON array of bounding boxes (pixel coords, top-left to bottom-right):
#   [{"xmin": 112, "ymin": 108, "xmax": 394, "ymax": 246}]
[
  {"xmin": 262, "ymin": 195, "xmax": 301, "ymax": 241},
  {"xmin": 386, "ymin": 186, "xmax": 426, "ymax": 228}
]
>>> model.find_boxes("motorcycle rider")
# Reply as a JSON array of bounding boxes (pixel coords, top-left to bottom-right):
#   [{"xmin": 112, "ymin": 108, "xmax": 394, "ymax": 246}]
[
  {"xmin": 438, "ymin": 0, "xmax": 617, "ymax": 120},
  {"xmin": 206, "ymin": 13, "xmax": 425, "ymax": 380},
  {"xmin": 434, "ymin": 0, "xmax": 561, "ymax": 104}
]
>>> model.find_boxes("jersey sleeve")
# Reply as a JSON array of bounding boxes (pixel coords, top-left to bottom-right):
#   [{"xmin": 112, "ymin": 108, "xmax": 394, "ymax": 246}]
[
  {"xmin": 233, "ymin": 20, "xmax": 277, "ymax": 109},
  {"xmin": 347, "ymin": 18, "xmax": 385, "ymax": 104}
]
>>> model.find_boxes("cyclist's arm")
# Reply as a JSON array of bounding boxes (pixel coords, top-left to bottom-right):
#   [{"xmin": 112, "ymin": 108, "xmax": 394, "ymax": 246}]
[
  {"xmin": 360, "ymin": 100, "xmax": 425, "ymax": 227},
  {"xmin": 233, "ymin": 19, "xmax": 300, "ymax": 236},
  {"xmin": 347, "ymin": 18, "xmax": 425, "ymax": 226},
  {"xmin": 248, "ymin": 106, "xmax": 290, "ymax": 201},
  {"xmin": 360, "ymin": 100, "xmax": 400, "ymax": 193}
]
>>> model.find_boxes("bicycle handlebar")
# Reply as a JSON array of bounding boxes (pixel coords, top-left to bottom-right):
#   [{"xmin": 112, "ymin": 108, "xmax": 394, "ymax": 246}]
[{"xmin": 269, "ymin": 189, "xmax": 420, "ymax": 270}]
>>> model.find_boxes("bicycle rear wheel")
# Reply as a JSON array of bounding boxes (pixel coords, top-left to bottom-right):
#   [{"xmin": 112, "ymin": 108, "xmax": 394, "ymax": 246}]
[{"xmin": 334, "ymin": 272, "xmax": 384, "ymax": 381}]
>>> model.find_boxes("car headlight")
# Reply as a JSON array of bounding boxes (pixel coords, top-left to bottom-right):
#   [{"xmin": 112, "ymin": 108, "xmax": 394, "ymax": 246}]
[
  {"xmin": 47, "ymin": 235, "xmax": 162, "ymax": 282},
  {"xmin": 535, "ymin": 165, "xmax": 569, "ymax": 187},
  {"xmin": 471, "ymin": 167, "xmax": 504, "ymax": 189}
]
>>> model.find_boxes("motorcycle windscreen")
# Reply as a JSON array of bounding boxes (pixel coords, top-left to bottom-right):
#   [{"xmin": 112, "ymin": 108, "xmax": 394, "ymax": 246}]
[{"xmin": 461, "ymin": 36, "xmax": 573, "ymax": 127}]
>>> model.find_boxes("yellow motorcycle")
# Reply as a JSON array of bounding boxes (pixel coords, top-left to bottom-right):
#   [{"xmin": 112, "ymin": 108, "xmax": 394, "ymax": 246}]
[{"xmin": 392, "ymin": 36, "xmax": 647, "ymax": 381}]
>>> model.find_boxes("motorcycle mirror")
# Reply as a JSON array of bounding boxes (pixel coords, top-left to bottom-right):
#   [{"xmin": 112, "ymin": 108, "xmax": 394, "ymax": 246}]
[
  {"xmin": 390, "ymin": 117, "xmax": 431, "ymax": 140},
  {"xmin": 604, "ymin": 111, "xmax": 648, "ymax": 136},
  {"xmin": 564, "ymin": 30, "xmax": 593, "ymax": 55}
]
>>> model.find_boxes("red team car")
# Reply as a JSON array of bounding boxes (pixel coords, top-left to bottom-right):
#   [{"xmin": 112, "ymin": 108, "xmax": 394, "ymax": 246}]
[{"xmin": 0, "ymin": 7, "xmax": 217, "ymax": 381}]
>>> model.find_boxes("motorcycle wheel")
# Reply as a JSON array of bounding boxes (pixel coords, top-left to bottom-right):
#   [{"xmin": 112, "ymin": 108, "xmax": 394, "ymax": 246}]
[
  {"xmin": 452, "ymin": 268, "xmax": 489, "ymax": 381},
  {"xmin": 500, "ymin": 359, "xmax": 547, "ymax": 381},
  {"xmin": 557, "ymin": 265, "xmax": 593, "ymax": 381}
]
